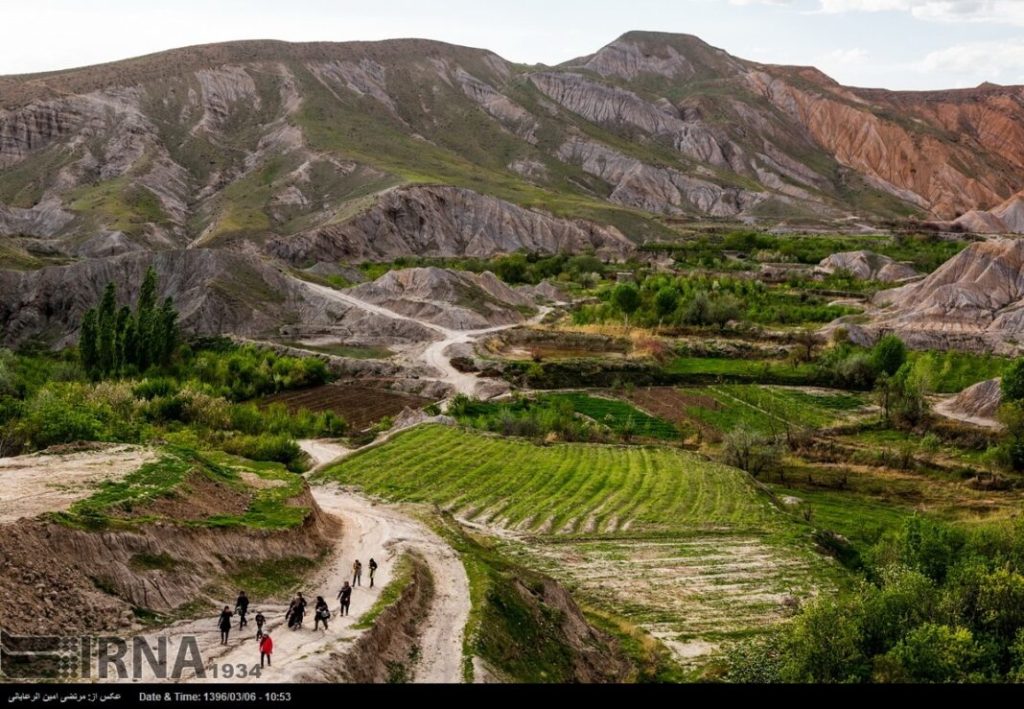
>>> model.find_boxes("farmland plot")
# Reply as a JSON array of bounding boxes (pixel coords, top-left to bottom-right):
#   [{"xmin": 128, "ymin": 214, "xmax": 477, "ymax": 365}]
[
  {"xmin": 546, "ymin": 392, "xmax": 680, "ymax": 441},
  {"xmin": 321, "ymin": 425, "xmax": 836, "ymax": 664},
  {"xmin": 679, "ymin": 385, "xmax": 870, "ymax": 434},
  {"xmin": 263, "ymin": 384, "xmax": 432, "ymax": 431}
]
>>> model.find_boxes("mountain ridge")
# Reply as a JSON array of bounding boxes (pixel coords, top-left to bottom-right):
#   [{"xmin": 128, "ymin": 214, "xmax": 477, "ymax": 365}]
[{"xmin": 5, "ymin": 30, "xmax": 1024, "ymax": 346}]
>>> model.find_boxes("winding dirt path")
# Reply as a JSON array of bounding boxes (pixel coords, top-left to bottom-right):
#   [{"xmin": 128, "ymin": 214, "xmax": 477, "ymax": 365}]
[
  {"xmin": 106, "ymin": 486, "xmax": 469, "ymax": 684},
  {"xmin": 302, "ymin": 280, "xmax": 551, "ymax": 397}
]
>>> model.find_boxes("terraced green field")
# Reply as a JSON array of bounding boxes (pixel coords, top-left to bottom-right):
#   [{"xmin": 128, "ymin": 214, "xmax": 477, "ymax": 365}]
[
  {"xmin": 680, "ymin": 385, "xmax": 869, "ymax": 434},
  {"xmin": 546, "ymin": 392, "xmax": 679, "ymax": 440},
  {"xmin": 320, "ymin": 424, "xmax": 838, "ymax": 665},
  {"xmin": 320, "ymin": 425, "xmax": 776, "ymax": 535}
]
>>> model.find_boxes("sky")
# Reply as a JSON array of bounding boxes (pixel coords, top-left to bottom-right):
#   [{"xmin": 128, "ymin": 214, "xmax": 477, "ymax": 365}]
[{"xmin": 4, "ymin": 0, "xmax": 1024, "ymax": 90}]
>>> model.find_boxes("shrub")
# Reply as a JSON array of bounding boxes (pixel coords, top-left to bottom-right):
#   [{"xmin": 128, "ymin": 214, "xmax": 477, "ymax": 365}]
[
  {"xmin": 722, "ymin": 427, "xmax": 782, "ymax": 478},
  {"xmin": 873, "ymin": 335, "xmax": 908, "ymax": 377},
  {"xmin": 20, "ymin": 387, "xmax": 104, "ymax": 449},
  {"xmin": 220, "ymin": 434, "xmax": 305, "ymax": 472}
]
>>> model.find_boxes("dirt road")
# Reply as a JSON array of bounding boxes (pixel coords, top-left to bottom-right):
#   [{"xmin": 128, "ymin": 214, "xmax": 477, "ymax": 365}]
[
  {"xmin": 0, "ymin": 444, "xmax": 156, "ymax": 524},
  {"xmin": 303, "ymin": 280, "xmax": 551, "ymax": 397},
  {"xmin": 107, "ymin": 486, "xmax": 469, "ymax": 684}
]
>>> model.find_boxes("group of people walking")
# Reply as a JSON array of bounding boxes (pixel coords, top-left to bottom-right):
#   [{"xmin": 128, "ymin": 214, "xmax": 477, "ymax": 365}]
[{"xmin": 214, "ymin": 557, "xmax": 380, "ymax": 669}]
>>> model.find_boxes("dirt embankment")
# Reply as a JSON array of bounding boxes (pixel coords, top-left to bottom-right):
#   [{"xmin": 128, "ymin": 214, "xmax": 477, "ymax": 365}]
[
  {"xmin": 0, "ymin": 484, "xmax": 336, "ymax": 635},
  {"xmin": 303, "ymin": 553, "xmax": 436, "ymax": 683}
]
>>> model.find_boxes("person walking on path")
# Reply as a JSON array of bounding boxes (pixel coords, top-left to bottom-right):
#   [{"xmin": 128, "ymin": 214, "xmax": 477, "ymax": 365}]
[
  {"xmin": 235, "ymin": 591, "xmax": 249, "ymax": 629},
  {"xmin": 337, "ymin": 582, "xmax": 352, "ymax": 617},
  {"xmin": 218, "ymin": 606, "xmax": 233, "ymax": 645},
  {"xmin": 255, "ymin": 611, "xmax": 267, "ymax": 640},
  {"xmin": 352, "ymin": 559, "xmax": 363, "ymax": 587},
  {"xmin": 259, "ymin": 632, "xmax": 273, "ymax": 668},
  {"xmin": 314, "ymin": 596, "xmax": 330, "ymax": 632},
  {"xmin": 368, "ymin": 558, "xmax": 378, "ymax": 588},
  {"xmin": 287, "ymin": 593, "xmax": 307, "ymax": 629}
]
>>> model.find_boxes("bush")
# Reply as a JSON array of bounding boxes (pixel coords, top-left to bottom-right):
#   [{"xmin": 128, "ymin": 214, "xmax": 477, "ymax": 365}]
[
  {"xmin": 20, "ymin": 387, "xmax": 104, "ymax": 449},
  {"xmin": 220, "ymin": 434, "xmax": 305, "ymax": 472},
  {"xmin": 722, "ymin": 427, "xmax": 782, "ymax": 478},
  {"xmin": 873, "ymin": 336, "xmax": 908, "ymax": 377}
]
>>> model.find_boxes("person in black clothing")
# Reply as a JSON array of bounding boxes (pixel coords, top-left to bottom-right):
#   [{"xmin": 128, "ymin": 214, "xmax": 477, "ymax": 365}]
[
  {"xmin": 313, "ymin": 596, "xmax": 330, "ymax": 631},
  {"xmin": 235, "ymin": 591, "xmax": 249, "ymax": 629},
  {"xmin": 218, "ymin": 606, "xmax": 233, "ymax": 645},
  {"xmin": 255, "ymin": 611, "xmax": 267, "ymax": 640},
  {"xmin": 368, "ymin": 558, "xmax": 378, "ymax": 588},
  {"xmin": 287, "ymin": 593, "xmax": 307, "ymax": 629},
  {"xmin": 337, "ymin": 582, "xmax": 352, "ymax": 616}
]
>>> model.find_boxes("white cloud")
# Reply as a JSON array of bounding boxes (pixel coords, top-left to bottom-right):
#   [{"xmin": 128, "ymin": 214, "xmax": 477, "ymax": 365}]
[
  {"xmin": 916, "ymin": 38, "xmax": 1024, "ymax": 81},
  {"xmin": 817, "ymin": 0, "xmax": 1024, "ymax": 24}
]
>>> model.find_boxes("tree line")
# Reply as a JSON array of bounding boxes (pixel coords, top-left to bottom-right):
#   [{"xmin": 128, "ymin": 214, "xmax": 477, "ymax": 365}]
[{"xmin": 79, "ymin": 267, "xmax": 179, "ymax": 378}]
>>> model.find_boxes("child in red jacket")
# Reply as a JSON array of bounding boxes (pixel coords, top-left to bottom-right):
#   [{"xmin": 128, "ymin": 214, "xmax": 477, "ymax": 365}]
[{"xmin": 259, "ymin": 632, "xmax": 273, "ymax": 668}]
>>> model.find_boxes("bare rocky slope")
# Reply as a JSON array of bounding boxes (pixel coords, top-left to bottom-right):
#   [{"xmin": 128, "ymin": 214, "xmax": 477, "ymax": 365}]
[
  {"xmin": 941, "ymin": 378, "xmax": 1003, "ymax": 423},
  {"xmin": 6, "ymin": 31, "xmax": 1024, "ymax": 345},
  {"xmin": 859, "ymin": 238, "xmax": 1024, "ymax": 353},
  {"xmin": 0, "ymin": 249, "xmax": 435, "ymax": 348},
  {"xmin": 347, "ymin": 267, "xmax": 538, "ymax": 330},
  {"xmin": 815, "ymin": 250, "xmax": 919, "ymax": 283},
  {"xmin": 0, "ymin": 472, "xmax": 335, "ymax": 635}
]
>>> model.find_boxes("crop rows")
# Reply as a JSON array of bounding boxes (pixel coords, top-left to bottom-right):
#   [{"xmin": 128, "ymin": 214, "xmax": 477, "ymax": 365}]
[
  {"xmin": 546, "ymin": 392, "xmax": 679, "ymax": 440},
  {"xmin": 531, "ymin": 535, "xmax": 827, "ymax": 656},
  {"xmin": 321, "ymin": 425, "xmax": 777, "ymax": 535},
  {"xmin": 681, "ymin": 385, "xmax": 868, "ymax": 434},
  {"xmin": 262, "ymin": 384, "xmax": 432, "ymax": 431}
]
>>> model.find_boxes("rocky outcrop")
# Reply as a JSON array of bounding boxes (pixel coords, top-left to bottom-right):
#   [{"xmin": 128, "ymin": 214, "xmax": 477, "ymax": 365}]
[
  {"xmin": 266, "ymin": 185, "xmax": 635, "ymax": 265},
  {"xmin": 953, "ymin": 192, "xmax": 1024, "ymax": 234},
  {"xmin": 348, "ymin": 267, "xmax": 535, "ymax": 330},
  {"xmin": 0, "ymin": 249, "xmax": 435, "ymax": 348},
  {"xmin": 815, "ymin": 250, "xmax": 919, "ymax": 283},
  {"xmin": 557, "ymin": 137, "xmax": 765, "ymax": 216},
  {"xmin": 940, "ymin": 378, "xmax": 1003, "ymax": 424},
  {"xmin": 866, "ymin": 238, "xmax": 1024, "ymax": 352},
  {"xmin": 530, "ymin": 72, "xmax": 747, "ymax": 173}
]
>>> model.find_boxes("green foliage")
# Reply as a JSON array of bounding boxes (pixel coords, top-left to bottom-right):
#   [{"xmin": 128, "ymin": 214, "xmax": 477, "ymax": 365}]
[
  {"xmin": 872, "ymin": 336, "xmax": 908, "ymax": 377},
  {"xmin": 728, "ymin": 515, "xmax": 1024, "ymax": 683},
  {"xmin": 908, "ymin": 350, "xmax": 1010, "ymax": 394},
  {"xmin": 654, "ymin": 287, "xmax": 680, "ymax": 322},
  {"xmin": 1002, "ymin": 359, "xmax": 1024, "ymax": 403},
  {"xmin": 319, "ymin": 425, "xmax": 778, "ymax": 535},
  {"xmin": 722, "ymin": 427, "xmax": 782, "ymax": 478},
  {"xmin": 0, "ymin": 341, "xmax": 340, "ymax": 469},
  {"xmin": 612, "ymin": 283, "xmax": 641, "ymax": 322},
  {"xmin": 573, "ymin": 273, "xmax": 859, "ymax": 330},
  {"xmin": 875, "ymin": 364, "xmax": 928, "ymax": 429},
  {"xmin": 646, "ymin": 230, "xmax": 966, "ymax": 274},
  {"xmin": 78, "ymin": 268, "xmax": 181, "ymax": 378},
  {"xmin": 450, "ymin": 393, "xmax": 677, "ymax": 442}
]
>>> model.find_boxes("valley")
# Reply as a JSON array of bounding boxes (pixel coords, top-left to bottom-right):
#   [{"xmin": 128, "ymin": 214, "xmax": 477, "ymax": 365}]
[{"xmin": 5, "ymin": 29, "xmax": 1024, "ymax": 686}]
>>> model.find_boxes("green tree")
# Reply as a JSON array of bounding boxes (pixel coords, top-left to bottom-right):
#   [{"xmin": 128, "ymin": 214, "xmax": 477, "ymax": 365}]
[
  {"xmin": 654, "ymin": 286, "xmax": 680, "ymax": 325},
  {"xmin": 1002, "ymin": 359, "xmax": 1024, "ymax": 403},
  {"xmin": 876, "ymin": 364, "xmax": 927, "ymax": 429},
  {"xmin": 79, "ymin": 309, "xmax": 99, "ymax": 376},
  {"xmin": 611, "ymin": 284, "xmax": 641, "ymax": 326},
  {"xmin": 157, "ymin": 297, "xmax": 178, "ymax": 366},
  {"xmin": 782, "ymin": 597, "xmax": 868, "ymax": 682},
  {"xmin": 114, "ymin": 306, "xmax": 131, "ymax": 373},
  {"xmin": 97, "ymin": 283, "xmax": 117, "ymax": 375},
  {"xmin": 873, "ymin": 335, "xmax": 907, "ymax": 377},
  {"xmin": 875, "ymin": 623, "xmax": 980, "ymax": 683}
]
